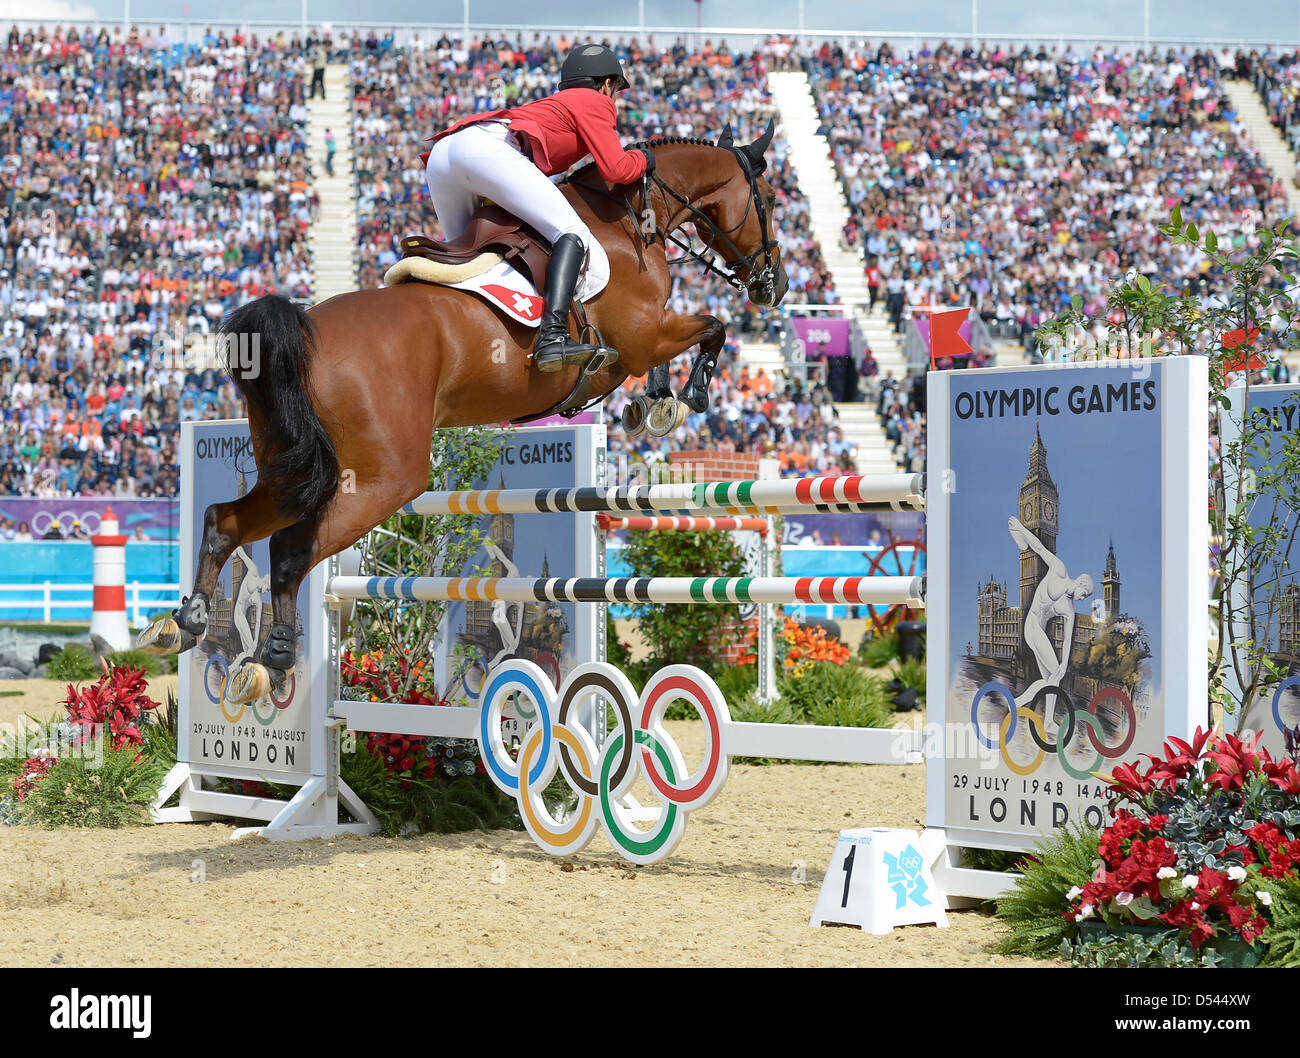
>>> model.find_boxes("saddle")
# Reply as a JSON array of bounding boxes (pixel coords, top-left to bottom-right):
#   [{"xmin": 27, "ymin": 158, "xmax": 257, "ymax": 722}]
[{"xmin": 390, "ymin": 204, "xmax": 552, "ymax": 291}]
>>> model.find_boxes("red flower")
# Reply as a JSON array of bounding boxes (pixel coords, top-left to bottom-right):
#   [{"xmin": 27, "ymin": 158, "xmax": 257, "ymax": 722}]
[{"xmin": 1107, "ymin": 761, "xmax": 1153, "ymax": 796}]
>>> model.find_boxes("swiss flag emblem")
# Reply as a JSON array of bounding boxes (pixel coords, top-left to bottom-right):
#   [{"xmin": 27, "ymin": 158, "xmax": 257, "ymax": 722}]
[{"xmin": 482, "ymin": 284, "xmax": 543, "ymax": 322}]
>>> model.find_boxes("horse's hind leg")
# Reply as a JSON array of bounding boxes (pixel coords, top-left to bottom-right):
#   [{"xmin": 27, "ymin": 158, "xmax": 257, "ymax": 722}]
[
  {"xmin": 138, "ymin": 485, "xmax": 294, "ymax": 655},
  {"xmin": 224, "ymin": 473, "xmax": 431, "ymax": 703},
  {"xmin": 226, "ymin": 519, "xmax": 314, "ymax": 705}
]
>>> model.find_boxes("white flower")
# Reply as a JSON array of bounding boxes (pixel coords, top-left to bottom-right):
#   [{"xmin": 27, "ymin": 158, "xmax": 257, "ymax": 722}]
[
  {"xmin": 1066, "ymin": 886, "xmax": 1083, "ymax": 901},
  {"xmin": 1115, "ymin": 891, "xmax": 1135, "ymax": 906},
  {"xmin": 1191, "ymin": 902, "xmax": 1200, "ymax": 911},
  {"xmin": 1157, "ymin": 867, "xmax": 1178, "ymax": 879},
  {"xmin": 1075, "ymin": 903, "xmax": 1096, "ymax": 921},
  {"xmin": 1227, "ymin": 865, "xmax": 1248, "ymax": 883},
  {"xmin": 1259, "ymin": 890, "xmax": 1273, "ymax": 907},
  {"xmin": 1182, "ymin": 874, "xmax": 1200, "ymax": 890}
]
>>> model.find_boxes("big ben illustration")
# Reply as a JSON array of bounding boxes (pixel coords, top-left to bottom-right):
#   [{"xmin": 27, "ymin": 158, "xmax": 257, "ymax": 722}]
[{"xmin": 1018, "ymin": 423, "xmax": 1059, "ymax": 616}]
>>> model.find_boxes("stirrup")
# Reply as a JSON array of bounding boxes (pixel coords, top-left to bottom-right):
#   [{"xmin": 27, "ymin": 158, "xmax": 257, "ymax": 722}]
[{"xmin": 533, "ymin": 337, "xmax": 599, "ymax": 373}]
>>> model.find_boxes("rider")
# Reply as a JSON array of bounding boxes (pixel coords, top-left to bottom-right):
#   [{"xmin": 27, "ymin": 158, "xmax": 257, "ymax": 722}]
[{"xmin": 423, "ymin": 44, "xmax": 654, "ymax": 371}]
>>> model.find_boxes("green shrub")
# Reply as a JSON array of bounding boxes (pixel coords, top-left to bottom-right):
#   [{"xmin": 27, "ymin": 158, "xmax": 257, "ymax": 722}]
[
  {"xmin": 712, "ymin": 663, "xmax": 758, "ymax": 707},
  {"xmin": 992, "ymin": 824, "xmax": 1100, "ymax": 959},
  {"xmin": 728, "ymin": 695, "xmax": 799, "ymax": 727},
  {"xmin": 106, "ymin": 649, "xmax": 164, "ymax": 677},
  {"xmin": 1260, "ymin": 874, "xmax": 1300, "ymax": 967},
  {"xmin": 859, "ymin": 633, "xmax": 900, "ymax": 668},
  {"xmin": 619, "ymin": 529, "xmax": 747, "ymax": 671},
  {"xmin": 46, "ymin": 645, "xmax": 99, "ymax": 682},
  {"xmin": 777, "ymin": 661, "xmax": 891, "ymax": 727},
  {"xmin": 15, "ymin": 743, "xmax": 171, "ymax": 829},
  {"xmin": 339, "ymin": 741, "xmax": 411, "ymax": 835},
  {"xmin": 890, "ymin": 656, "xmax": 927, "ymax": 703},
  {"xmin": 806, "ymin": 679, "xmax": 893, "ymax": 729},
  {"xmin": 340, "ymin": 741, "xmax": 522, "ymax": 838}
]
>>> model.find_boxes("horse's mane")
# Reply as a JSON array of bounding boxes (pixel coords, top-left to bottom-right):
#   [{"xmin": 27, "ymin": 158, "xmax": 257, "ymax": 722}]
[{"xmin": 569, "ymin": 135, "xmax": 719, "ymax": 181}]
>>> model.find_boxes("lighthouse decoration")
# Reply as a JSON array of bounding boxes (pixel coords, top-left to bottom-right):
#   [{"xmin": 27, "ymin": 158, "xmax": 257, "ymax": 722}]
[{"xmin": 90, "ymin": 506, "xmax": 131, "ymax": 651}]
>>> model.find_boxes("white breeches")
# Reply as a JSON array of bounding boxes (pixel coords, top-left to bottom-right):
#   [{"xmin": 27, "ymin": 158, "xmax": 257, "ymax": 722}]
[{"xmin": 424, "ymin": 122, "xmax": 609, "ymax": 300}]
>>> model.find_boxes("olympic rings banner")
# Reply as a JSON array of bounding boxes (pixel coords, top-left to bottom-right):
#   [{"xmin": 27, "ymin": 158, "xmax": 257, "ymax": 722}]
[
  {"xmin": 926, "ymin": 358, "xmax": 1208, "ymax": 849},
  {"xmin": 178, "ymin": 420, "xmax": 319, "ymax": 779},
  {"xmin": 1224, "ymin": 385, "xmax": 1300, "ymax": 758},
  {"xmin": 479, "ymin": 659, "xmax": 730, "ymax": 864}
]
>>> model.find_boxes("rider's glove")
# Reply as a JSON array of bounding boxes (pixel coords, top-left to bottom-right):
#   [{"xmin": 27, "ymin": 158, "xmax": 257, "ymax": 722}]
[{"xmin": 632, "ymin": 147, "xmax": 655, "ymax": 173}]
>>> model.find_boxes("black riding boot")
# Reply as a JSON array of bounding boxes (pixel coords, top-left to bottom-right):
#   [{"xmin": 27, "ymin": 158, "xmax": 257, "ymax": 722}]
[{"xmin": 533, "ymin": 233, "xmax": 600, "ymax": 372}]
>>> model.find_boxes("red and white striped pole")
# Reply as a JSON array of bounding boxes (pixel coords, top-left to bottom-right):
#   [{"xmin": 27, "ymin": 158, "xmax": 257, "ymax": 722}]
[{"xmin": 90, "ymin": 506, "xmax": 131, "ymax": 651}]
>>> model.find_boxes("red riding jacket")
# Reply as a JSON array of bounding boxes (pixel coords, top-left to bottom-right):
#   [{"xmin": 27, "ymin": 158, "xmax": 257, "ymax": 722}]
[{"xmin": 422, "ymin": 87, "xmax": 648, "ymax": 186}]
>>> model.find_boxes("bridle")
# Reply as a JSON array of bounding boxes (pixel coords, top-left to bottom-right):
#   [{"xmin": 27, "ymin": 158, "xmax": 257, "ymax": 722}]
[{"xmin": 570, "ymin": 139, "xmax": 781, "ymax": 304}]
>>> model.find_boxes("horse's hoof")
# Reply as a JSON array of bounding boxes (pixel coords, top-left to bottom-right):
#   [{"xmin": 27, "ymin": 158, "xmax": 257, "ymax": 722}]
[
  {"xmin": 672, "ymin": 400, "xmax": 690, "ymax": 429},
  {"xmin": 137, "ymin": 617, "xmax": 198, "ymax": 656},
  {"xmin": 623, "ymin": 395, "xmax": 649, "ymax": 436},
  {"xmin": 227, "ymin": 662, "xmax": 272, "ymax": 705},
  {"xmin": 681, "ymin": 386, "xmax": 709, "ymax": 414},
  {"xmin": 646, "ymin": 398, "xmax": 682, "ymax": 437}
]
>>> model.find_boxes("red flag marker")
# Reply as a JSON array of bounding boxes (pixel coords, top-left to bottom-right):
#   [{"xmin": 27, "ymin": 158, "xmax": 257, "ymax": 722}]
[
  {"xmin": 1222, "ymin": 326, "xmax": 1264, "ymax": 377},
  {"xmin": 930, "ymin": 308, "xmax": 973, "ymax": 368}
]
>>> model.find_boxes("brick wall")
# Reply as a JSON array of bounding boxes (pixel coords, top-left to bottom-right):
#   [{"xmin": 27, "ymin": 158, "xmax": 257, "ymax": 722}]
[
  {"xmin": 668, "ymin": 449, "xmax": 761, "ymax": 482},
  {"xmin": 718, "ymin": 614, "xmax": 761, "ymax": 666}
]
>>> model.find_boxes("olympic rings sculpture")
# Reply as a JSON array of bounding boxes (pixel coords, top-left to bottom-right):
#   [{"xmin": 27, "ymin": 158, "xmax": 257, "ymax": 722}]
[
  {"xmin": 970, "ymin": 680, "xmax": 1136, "ymax": 780},
  {"xmin": 478, "ymin": 659, "xmax": 731, "ymax": 865}
]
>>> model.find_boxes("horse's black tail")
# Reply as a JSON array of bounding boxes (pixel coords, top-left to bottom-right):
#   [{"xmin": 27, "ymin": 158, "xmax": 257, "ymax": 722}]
[{"xmin": 221, "ymin": 295, "xmax": 339, "ymax": 523}]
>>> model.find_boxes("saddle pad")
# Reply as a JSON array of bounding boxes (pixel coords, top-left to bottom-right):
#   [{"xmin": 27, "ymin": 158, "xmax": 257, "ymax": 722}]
[
  {"xmin": 450, "ymin": 259, "xmax": 546, "ymax": 327},
  {"xmin": 382, "ymin": 241, "xmax": 610, "ymax": 328}
]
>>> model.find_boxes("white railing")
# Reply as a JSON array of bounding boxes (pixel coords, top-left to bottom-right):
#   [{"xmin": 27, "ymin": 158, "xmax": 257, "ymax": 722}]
[{"xmin": 0, "ymin": 583, "xmax": 180, "ymax": 624}]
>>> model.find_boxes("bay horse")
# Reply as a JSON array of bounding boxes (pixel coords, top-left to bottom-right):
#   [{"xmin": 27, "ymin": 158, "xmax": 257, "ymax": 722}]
[{"xmin": 139, "ymin": 123, "xmax": 790, "ymax": 703}]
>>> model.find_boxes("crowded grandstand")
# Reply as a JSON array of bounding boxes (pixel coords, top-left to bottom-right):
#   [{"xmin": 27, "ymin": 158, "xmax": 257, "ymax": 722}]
[{"xmin": 1, "ymin": 23, "xmax": 1296, "ymax": 501}]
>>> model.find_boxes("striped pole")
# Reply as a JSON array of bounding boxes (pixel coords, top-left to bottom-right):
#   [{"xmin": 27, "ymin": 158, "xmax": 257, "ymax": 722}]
[
  {"xmin": 401, "ymin": 472, "xmax": 924, "ymax": 517},
  {"xmin": 330, "ymin": 575, "xmax": 925, "ymax": 608},
  {"xmin": 90, "ymin": 506, "xmax": 132, "ymax": 651},
  {"xmin": 596, "ymin": 514, "xmax": 769, "ymax": 534}
]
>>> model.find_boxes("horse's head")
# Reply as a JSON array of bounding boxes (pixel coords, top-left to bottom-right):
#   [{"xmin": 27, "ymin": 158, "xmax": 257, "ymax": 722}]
[{"xmin": 699, "ymin": 120, "xmax": 789, "ymax": 308}]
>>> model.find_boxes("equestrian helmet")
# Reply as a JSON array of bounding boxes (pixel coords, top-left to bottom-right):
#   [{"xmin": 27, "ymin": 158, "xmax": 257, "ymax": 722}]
[{"xmin": 560, "ymin": 44, "xmax": 629, "ymax": 90}]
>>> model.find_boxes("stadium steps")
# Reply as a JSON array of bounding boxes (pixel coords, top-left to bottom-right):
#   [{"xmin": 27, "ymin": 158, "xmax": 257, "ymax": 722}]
[
  {"xmin": 307, "ymin": 65, "xmax": 360, "ymax": 303},
  {"xmin": 736, "ymin": 339, "xmax": 786, "ymax": 380},
  {"xmin": 1223, "ymin": 79, "xmax": 1300, "ymax": 374},
  {"xmin": 1224, "ymin": 79, "xmax": 1300, "ymax": 219},
  {"xmin": 767, "ymin": 70, "xmax": 907, "ymax": 472},
  {"xmin": 993, "ymin": 340, "xmax": 1035, "ymax": 367},
  {"xmin": 766, "ymin": 71, "xmax": 871, "ymax": 311},
  {"xmin": 831, "ymin": 403, "xmax": 899, "ymax": 474}
]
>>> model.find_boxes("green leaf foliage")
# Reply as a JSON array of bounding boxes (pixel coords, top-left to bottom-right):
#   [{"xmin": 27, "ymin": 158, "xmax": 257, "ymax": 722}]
[
  {"xmin": 46, "ymin": 645, "xmax": 99, "ymax": 682},
  {"xmin": 15, "ymin": 743, "xmax": 171, "ymax": 829},
  {"xmin": 992, "ymin": 824, "xmax": 1100, "ymax": 958},
  {"xmin": 859, "ymin": 632, "xmax": 900, "ymax": 668},
  {"xmin": 620, "ymin": 529, "xmax": 748, "ymax": 672}
]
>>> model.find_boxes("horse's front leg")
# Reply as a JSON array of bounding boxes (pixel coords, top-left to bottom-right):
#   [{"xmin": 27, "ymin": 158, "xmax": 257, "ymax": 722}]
[
  {"xmin": 624, "ymin": 314, "xmax": 726, "ymax": 435},
  {"xmin": 676, "ymin": 315, "xmax": 726, "ymax": 413}
]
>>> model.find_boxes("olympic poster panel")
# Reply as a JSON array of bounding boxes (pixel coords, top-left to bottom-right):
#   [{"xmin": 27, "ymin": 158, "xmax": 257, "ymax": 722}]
[
  {"xmin": 434, "ymin": 424, "xmax": 602, "ymax": 719},
  {"xmin": 1223, "ymin": 385, "xmax": 1300, "ymax": 756},
  {"xmin": 179, "ymin": 420, "xmax": 320, "ymax": 780},
  {"xmin": 926, "ymin": 358, "xmax": 1207, "ymax": 850}
]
